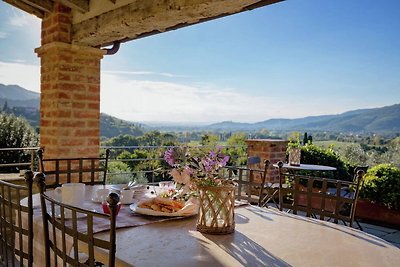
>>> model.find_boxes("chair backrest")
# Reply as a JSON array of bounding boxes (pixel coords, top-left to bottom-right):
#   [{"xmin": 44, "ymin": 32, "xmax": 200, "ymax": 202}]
[
  {"xmin": 225, "ymin": 159, "xmax": 270, "ymax": 206},
  {"xmin": 38, "ymin": 149, "xmax": 110, "ymax": 189},
  {"xmin": 277, "ymin": 161, "xmax": 364, "ymax": 227},
  {"xmin": 0, "ymin": 171, "xmax": 34, "ymax": 267},
  {"xmin": 247, "ymin": 156, "xmax": 261, "ymax": 168},
  {"xmin": 35, "ymin": 173, "xmax": 119, "ymax": 267}
]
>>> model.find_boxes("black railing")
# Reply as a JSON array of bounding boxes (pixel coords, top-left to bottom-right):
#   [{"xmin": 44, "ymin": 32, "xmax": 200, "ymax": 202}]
[
  {"xmin": 0, "ymin": 147, "xmax": 40, "ymax": 173},
  {"xmin": 0, "ymin": 145, "xmax": 246, "ymax": 184}
]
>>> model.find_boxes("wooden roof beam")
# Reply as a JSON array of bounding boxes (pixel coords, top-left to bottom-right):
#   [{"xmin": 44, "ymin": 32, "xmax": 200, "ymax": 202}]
[
  {"xmin": 3, "ymin": 0, "xmax": 46, "ymax": 18},
  {"xmin": 59, "ymin": 0, "xmax": 89, "ymax": 13},
  {"xmin": 22, "ymin": 0, "xmax": 52, "ymax": 12},
  {"xmin": 72, "ymin": 0, "xmax": 284, "ymax": 47}
]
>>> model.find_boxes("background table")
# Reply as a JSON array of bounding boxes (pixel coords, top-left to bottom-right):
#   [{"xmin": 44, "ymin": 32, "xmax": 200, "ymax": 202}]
[{"xmin": 273, "ymin": 163, "xmax": 337, "ymax": 172}]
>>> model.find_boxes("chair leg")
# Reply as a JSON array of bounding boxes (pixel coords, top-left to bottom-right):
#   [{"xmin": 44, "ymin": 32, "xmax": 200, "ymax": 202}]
[
  {"xmin": 355, "ymin": 219, "xmax": 364, "ymax": 231},
  {"xmin": 261, "ymin": 189, "xmax": 279, "ymax": 208}
]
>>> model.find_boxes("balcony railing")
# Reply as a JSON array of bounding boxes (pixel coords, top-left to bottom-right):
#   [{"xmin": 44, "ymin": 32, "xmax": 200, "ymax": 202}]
[
  {"xmin": 0, "ymin": 145, "xmax": 246, "ymax": 184},
  {"xmin": 0, "ymin": 147, "xmax": 40, "ymax": 173},
  {"xmin": 102, "ymin": 145, "xmax": 246, "ymax": 185}
]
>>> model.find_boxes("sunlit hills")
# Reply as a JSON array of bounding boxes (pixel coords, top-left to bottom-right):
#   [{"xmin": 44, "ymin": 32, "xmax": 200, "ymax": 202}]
[{"xmin": 1, "ymin": 83, "xmax": 399, "ymax": 135}]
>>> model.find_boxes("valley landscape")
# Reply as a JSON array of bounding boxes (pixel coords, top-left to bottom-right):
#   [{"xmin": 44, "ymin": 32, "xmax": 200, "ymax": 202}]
[{"xmin": 1, "ymin": 83, "xmax": 399, "ymax": 138}]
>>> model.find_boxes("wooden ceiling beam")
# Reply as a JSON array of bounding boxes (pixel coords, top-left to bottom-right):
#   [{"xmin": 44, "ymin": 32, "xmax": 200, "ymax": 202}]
[
  {"xmin": 21, "ymin": 0, "xmax": 53, "ymax": 12},
  {"xmin": 72, "ymin": 0, "xmax": 284, "ymax": 47},
  {"xmin": 3, "ymin": 0, "xmax": 45, "ymax": 18},
  {"xmin": 59, "ymin": 0, "xmax": 89, "ymax": 13}
]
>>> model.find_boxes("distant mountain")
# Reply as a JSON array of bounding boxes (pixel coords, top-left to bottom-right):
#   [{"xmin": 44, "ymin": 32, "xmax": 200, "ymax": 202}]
[
  {"xmin": 0, "ymin": 84, "xmax": 39, "ymax": 109},
  {"xmin": 100, "ymin": 113, "xmax": 145, "ymax": 138},
  {"xmin": 0, "ymin": 84, "xmax": 145, "ymax": 137},
  {"xmin": 1, "ymin": 83, "xmax": 399, "ymax": 135},
  {"xmin": 209, "ymin": 104, "xmax": 400, "ymax": 133}
]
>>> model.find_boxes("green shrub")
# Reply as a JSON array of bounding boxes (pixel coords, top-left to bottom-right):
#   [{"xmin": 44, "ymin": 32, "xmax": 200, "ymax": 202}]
[
  {"xmin": 300, "ymin": 143, "xmax": 353, "ymax": 180},
  {"xmin": 360, "ymin": 164, "xmax": 400, "ymax": 210},
  {"xmin": 0, "ymin": 113, "xmax": 38, "ymax": 172}
]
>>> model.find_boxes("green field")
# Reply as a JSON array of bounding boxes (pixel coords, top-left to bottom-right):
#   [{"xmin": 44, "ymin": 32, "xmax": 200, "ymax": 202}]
[{"xmin": 314, "ymin": 141, "xmax": 357, "ymax": 151}]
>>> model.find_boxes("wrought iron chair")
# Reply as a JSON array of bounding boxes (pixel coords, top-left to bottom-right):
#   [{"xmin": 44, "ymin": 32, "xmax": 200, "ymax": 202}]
[
  {"xmin": 225, "ymin": 157, "xmax": 270, "ymax": 206},
  {"xmin": 38, "ymin": 148, "xmax": 110, "ymax": 189},
  {"xmin": 0, "ymin": 171, "xmax": 34, "ymax": 267},
  {"xmin": 277, "ymin": 161, "xmax": 364, "ymax": 228},
  {"xmin": 35, "ymin": 172, "xmax": 119, "ymax": 267}
]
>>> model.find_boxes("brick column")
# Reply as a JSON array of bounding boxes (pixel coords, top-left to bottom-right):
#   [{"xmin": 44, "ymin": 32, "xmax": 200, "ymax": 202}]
[
  {"xmin": 35, "ymin": 3, "xmax": 105, "ymax": 159},
  {"xmin": 246, "ymin": 139, "xmax": 288, "ymax": 183}
]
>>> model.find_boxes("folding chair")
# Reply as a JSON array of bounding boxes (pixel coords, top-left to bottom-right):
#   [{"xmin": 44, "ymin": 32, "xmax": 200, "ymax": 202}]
[
  {"xmin": 277, "ymin": 161, "xmax": 364, "ymax": 228},
  {"xmin": 35, "ymin": 172, "xmax": 119, "ymax": 267},
  {"xmin": 0, "ymin": 171, "xmax": 34, "ymax": 267},
  {"xmin": 225, "ymin": 158, "xmax": 270, "ymax": 206},
  {"xmin": 38, "ymin": 148, "xmax": 110, "ymax": 189}
]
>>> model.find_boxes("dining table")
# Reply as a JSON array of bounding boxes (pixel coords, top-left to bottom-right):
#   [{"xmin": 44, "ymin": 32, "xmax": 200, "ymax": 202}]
[
  {"xmin": 273, "ymin": 163, "xmax": 337, "ymax": 172},
  {"xmin": 23, "ymin": 184, "xmax": 400, "ymax": 267}
]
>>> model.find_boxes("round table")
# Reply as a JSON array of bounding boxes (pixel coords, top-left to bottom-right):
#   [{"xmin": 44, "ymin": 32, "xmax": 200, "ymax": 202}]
[{"xmin": 273, "ymin": 163, "xmax": 337, "ymax": 172}]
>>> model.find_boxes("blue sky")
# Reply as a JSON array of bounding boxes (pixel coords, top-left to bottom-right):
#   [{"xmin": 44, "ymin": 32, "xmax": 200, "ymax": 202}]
[{"xmin": 0, "ymin": 0, "xmax": 399, "ymax": 123}]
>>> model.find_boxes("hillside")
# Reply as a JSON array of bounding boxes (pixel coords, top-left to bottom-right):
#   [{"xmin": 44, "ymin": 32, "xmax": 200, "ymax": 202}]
[
  {"xmin": 0, "ymin": 84, "xmax": 40, "ymax": 109},
  {"xmin": 1, "ymin": 83, "xmax": 399, "ymax": 135},
  {"xmin": 100, "ymin": 113, "xmax": 145, "ymax": 138},
  {"xmin": 0, "ymin": 84, "xmax": 145, "ymax": 137},
  {"xmin": 208, "ymin": 104, "xmax": 400, "ymax": 133}
]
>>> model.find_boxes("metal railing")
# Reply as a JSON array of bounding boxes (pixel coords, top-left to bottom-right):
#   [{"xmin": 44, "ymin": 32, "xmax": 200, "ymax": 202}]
[
  {"xmin": 0, "ymin": 147, "xmax": 40, "ymax": 172},
  {"xmin": 102, "ymin": 145, "xmax": 246, "ymax": 185},
  {"xmin": 0, "ymin": 145, "xmax": 246, "ymax": 184}
]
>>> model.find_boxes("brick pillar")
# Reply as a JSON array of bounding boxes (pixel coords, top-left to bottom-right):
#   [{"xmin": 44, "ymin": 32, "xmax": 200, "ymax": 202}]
[
  {"xmin": 246, "ymin": 139, "xmax": 288, "ymax": 183},
  {"xmin": 35, "ymin": 3, "xmax": 105, "ymax": 159}
]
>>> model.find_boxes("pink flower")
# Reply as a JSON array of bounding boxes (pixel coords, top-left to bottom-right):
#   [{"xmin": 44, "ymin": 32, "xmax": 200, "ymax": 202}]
[{"xmin": 171, "ymin": 168, "xmax": 191, "ymax": 185}]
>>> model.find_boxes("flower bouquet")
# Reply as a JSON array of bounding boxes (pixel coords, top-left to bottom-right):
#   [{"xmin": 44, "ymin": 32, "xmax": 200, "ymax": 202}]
[{"xmin": 164, "ymin": 146, "xmax": 236, "ymax": 234}]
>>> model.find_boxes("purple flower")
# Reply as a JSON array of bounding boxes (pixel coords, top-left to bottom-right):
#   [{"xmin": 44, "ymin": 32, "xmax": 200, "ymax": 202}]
[{"xmin": 164, "ymin": 148, "xmax": 175, "ymax": 167}]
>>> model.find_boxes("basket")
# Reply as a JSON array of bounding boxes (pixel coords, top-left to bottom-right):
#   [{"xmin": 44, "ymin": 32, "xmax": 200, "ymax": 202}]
[{"xmin": 196, "ymin": 184, "xmax": 235, "ymax": 234}]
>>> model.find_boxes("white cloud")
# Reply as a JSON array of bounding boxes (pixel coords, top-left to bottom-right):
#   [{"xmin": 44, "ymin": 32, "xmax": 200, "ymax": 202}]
[
  {"xmin": 100, "ymin": 72, "xmax": 328, "ymax": 123},
  {"xmin": 103, "ymin": 70, "xmax": 188, "ymax": 78},
  {"xmin": 8, "ymin": 11, "xmax": 38, "ymax": 27},
  {"xmin": 0, "ymin": 32, "xmax": 7, "ymax": 38},
  {"xmin": 0, "ymin": 61, "xmax": 357, "ymax": 123},
  {"xmin": 0, "ymin": 61, "xmax": 40, "ymax": 92}
]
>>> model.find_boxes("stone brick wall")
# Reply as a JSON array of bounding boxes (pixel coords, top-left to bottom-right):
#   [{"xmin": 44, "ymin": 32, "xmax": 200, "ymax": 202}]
[
  {"xmin": 246, "ymin": 139, "xmax": 288, "ymax": 183},
  {"xmin": 35, "ymin": 2, "xmax": 105, "ymax": 159}
]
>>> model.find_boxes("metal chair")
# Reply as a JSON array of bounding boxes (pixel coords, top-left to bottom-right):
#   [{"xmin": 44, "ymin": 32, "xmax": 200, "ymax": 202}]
[
  {"xmin": 277, "ymin": 161, "xmax": 364, "ymax": 228},
  {"xmin": 35, "ymin": 172, "xmax": 119, "ymax": 267},
  {"xmin": 0, "ymin": 171, "xmax": 34, "ymax": 267},
  {"xmin": 38, "ymin": 149, "xmax": 110, "ymax": 189},
  {"xmin": 225, "ymin": 157, "xmax": 270, "ymax": 206}
]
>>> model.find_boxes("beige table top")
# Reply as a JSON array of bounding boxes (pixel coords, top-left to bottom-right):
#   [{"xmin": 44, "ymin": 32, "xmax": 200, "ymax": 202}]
[
  {"xmin": 25, "ymin": 185, "xmax": 400, "ymax": 267},
  {"xmin": 95, "ymin": 204, "xmax": 400, "ymax": 267}
]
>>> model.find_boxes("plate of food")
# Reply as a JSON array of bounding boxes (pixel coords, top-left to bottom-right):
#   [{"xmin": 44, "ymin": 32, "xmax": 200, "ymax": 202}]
[{"xmin": 130, "ymin": 197, "xmax": 198, "ymax": 217}]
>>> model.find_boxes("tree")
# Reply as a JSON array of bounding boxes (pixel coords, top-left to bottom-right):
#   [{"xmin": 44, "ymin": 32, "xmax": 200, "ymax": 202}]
[
  {"xmin": 0, "ymin": 113, "xmax": 38, "ymax": 172},
  {"xmin": 2, "ymin": 101, "xmax": 9, "ymax": 113},
  {"xmin": 224, "ymin": 133, "xmax": 247, "ymax": 166},
  {"xmin": 200, "ymin": 134, "xmax": 219, "ymax": 146}
]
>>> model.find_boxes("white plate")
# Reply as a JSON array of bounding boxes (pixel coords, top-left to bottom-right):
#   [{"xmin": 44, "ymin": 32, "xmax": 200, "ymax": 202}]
[
  {"xmin": 130, "ymin": 199, "xmax": 198, "ymax": 217},
  {"xmin": 111, "ymin": 184, "xmax": 148, "ymax": 191}
]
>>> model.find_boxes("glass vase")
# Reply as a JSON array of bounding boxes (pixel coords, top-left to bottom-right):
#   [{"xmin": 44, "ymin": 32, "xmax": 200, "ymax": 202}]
[{"xmin": 196, "ymin": 184, "xmax": 235, "ymax": 234}]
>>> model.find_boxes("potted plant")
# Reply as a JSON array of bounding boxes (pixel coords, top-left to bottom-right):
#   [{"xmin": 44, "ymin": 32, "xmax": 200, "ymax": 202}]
[
  {"xmin": 287, "ymin": 133, "xmax": 301, "ymax": 166},
  {"xmin": 356, "ymin": 164, "xmax": 400, "ymax": 226}
]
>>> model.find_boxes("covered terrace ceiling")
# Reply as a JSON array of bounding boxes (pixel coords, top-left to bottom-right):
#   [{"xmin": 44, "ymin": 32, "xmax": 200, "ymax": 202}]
[{"xmin": 4, "ymin": 0, "xmax": 283, "ymax": 47}]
